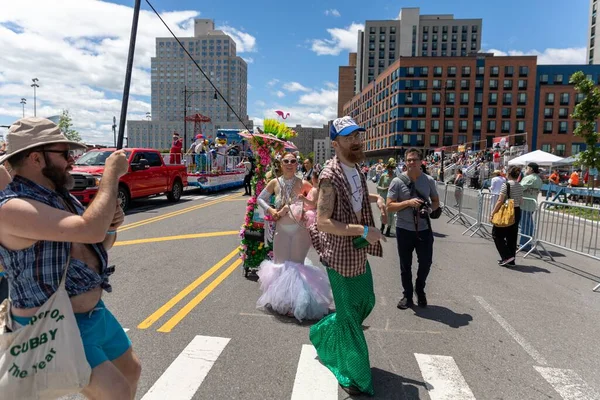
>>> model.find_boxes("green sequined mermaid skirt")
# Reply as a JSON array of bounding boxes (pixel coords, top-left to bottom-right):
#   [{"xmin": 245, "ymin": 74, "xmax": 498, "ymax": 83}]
[{"xmin": 309, "ymin": 262, "xmax": 375, "ymax": 395}]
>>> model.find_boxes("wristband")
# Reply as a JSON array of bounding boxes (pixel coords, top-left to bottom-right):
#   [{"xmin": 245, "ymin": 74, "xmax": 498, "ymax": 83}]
[
  {"xmin": 361, "ymin": 225, "xmax": 369, "ymax": 239},
  {"xmin": 106, "ymin": 230, "xmax": 117, "ymax": 235}
]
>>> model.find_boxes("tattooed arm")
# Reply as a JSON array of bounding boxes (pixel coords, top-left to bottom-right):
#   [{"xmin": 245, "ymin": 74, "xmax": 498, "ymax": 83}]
[{"xmin": 316, "ymin": 179, "xmax": 364, "ymax": 236}]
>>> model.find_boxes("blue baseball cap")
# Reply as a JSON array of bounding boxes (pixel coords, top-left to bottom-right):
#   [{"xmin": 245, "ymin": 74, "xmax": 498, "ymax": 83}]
[{"xmin": 330, "ymin": 116, "xmax": 365, "ymax": 141}]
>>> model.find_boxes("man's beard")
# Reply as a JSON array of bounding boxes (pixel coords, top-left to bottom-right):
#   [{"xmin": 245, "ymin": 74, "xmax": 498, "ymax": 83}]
[
  {"xmin": 42, "ymin": 162, "xmax": 74, "ymax": 191},
  {"xmin": 340, "ymin": 144, "xmax": 366, "ymax": 164}
]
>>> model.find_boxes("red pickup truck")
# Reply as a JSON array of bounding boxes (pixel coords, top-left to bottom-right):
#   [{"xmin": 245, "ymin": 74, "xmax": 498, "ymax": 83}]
[{"xmin": 69, "ymin": 148, "xmax": 187, "ymax": 211}]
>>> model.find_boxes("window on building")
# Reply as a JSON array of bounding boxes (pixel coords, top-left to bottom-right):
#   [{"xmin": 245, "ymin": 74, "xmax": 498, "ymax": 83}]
[
  {"xmin": 417, "ymin": 107, "xmax": 426, "ymax": 117},
  {"xmin": 431, "ymin": 120, "xmax": 440, "ymax": 131},
  {"xmin": 559, "ymin": 108, "xmax": 569, "ymax": 118},
  {"xmin": 488, "ymin": 107, "xmax": 497, "ymax": 117},
  {"xmin": 433, "ymin": 79, "xmax": 442, "ymax": 89},
  {"xmin": 430, "ymin": 134, "xmax": 439, "ymax": 145},
  {"xmin": 502, "ymin": 107, "xmax": 511, "ymax": 118},
  {"xmin": 488, "ymin": 120, "xmax": 496, "ymax": 132},
  {"xmin": 544, "ymin": 108, "xmax": 554, "ymax": 118},
  {"xmin": 421, "ymin": 66, "xmax": 429, "ymax": 75},
  {"xmin": 474, "ymin": 106, "xmax": 482, "ymax": 117},
  {"xmin": 501, "ymin": 121, "xmax": 510, "ymax": 133},
  {"xmin": 490, "ymin": 66, "xmax": 499, "ymax": 76},
  {"xmin": 475, "ymin": 92, "xmax": 483, "ymax": 103},
  {"xmin": 445, "ymin": 120, "xmax": 454, "ymax": 132},
  {"xmin": 448, "ymin": 66, "xmax": 457, "ymax": 76},
  {"xmin": 461, "ymin": 80, "xmax": 470, "ymax": 90},
  {"xmin": 560, "ymin": 93, "xmax": 570, "ymax": 105},
  {"xmin": 546, "ymin": 93, "xmax": 555, "ymax": 104},
  {"xmin": 559, "ymin": 121, "xmax": 568, "ymax": 133},
  {"xmin": 459, "ymin": 107, "xmax": 469, "ymax": 117},
  {"xmin": 459, "ymin": 120, "xmax": 468, "ymax": 132},
  {"xmin": 490, "ymin": 79, "xmax": 498, "ymax": 89},
  {"xmin": 462, "ymin": 66, "xmax": 471, "ymax": 76},
  {"xmin": 474, "ymin": 120, "xmax": 482, "ymax": 130},
  {"xmin": 503, "ymin": 79, "xmax": 513, "ymax": 89},
  {"xmin": 460, "ymin": 93, "xmax": 469, "ymax": 104},
  {"xmin": 489, "ymin": 93, "xmax": 498, "ymax": 104},
  {"xmin": 418, "ymin": 121, "xmax": 426, "ymax": 132},
  {"xmin": 519, "ymin": 66, "xmax": 529, "ymax": 77},
  {"xmin": 504, "ymin": 66, "xmax": 514, "ymax": 76},
  {"xmin": 541, "ymin": 144, "xmax": 551, "ymax": 153},
  {"xmin": 518, "ymin": 79, "xmax": 527, "ymax": 90},
  {"xmin": 445, "ymin": 107, "xmax": 454, "ymax": 117},
  {"xmin": 477, "ymin": 66, "xmax": 485, "ymax": 75},
  {"xmin": 540, "ymin": 74, "xmax": 549, "ymax": 84},
  {"xmin": 544, "ymin": 121, "xmax": 553, "ymax": 133},
  {"xmin": 555, "ymin": 74, "xmax": 564, "ymax": 84},
  {"xmin": 503, "ymin": 93, "xmax": 512, "ymax": 105},
  {"xmin": 518, "ymin": 93, "xmax": 527, "ymax": 105},
  {"xmin": 434, "ymin": 67, "xmax": 442, "ymax": 76},
  {"xmin": 516, "ymin": 121, "xmax": 525, "ymax": 133},
  {"xmin": 446, "ymin": 92, "xmax": 456, "ymax": 104},
  {"xmin": 433, "ymin": 92, "xmax": 441, "ymax": 104},
  {"xmin": 556, "ymin": 144, "xmax": 566, "ymax": 156},
  {"xmin": 576, "ymin": 93, "xmax": 585, "ymax": 104},
  {"xmin": 572, "ymin": 144, "xmax": 583, "ymax": 155}
]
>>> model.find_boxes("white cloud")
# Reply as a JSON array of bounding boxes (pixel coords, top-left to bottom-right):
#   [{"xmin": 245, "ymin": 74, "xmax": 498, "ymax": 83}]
[
  {"xmin": 325, "ymin": 9, "xmax": 341, "ymax": 17},
  {"xmin": 325, "ymin": 81, "xmax": 337, "ymax": 89},
  {"xmin": 311, "ymin": 23, "xmax": 363, "ymax": 56},
  {"xmin": 247, "ymin": 83, "xmax": 253, "ymax": 91},
  {"xmin": 486, "ymin": 47, "xmax": 586, "ymax": 64},
  {"xmin": 267, "ymin": 79, "xmax": 280, "ymax": 87},
  {"xmin": 283, "ymin": 82, "xmax": 311, "ymax": 92},
  {"xmin": 275, "ymin": 91, "xmax": 286, "ymax": 98},
  {"xmin": 255, "ymin": 100, "xmax": 266, "ymax": 107},
  {"xmin": 219, "ymin": 25, "xmax": 257, "ymax": 53},
  {"xmin": 242, "ymin": 56, "xmax": 254, "ymax": 64},
  {"xmin": 0, "ymin": 0, "xmax": 256, "ymax": 144},
  {"xmin": 252, "ymin": 86, "xmax": 338, "ymax": 129}
]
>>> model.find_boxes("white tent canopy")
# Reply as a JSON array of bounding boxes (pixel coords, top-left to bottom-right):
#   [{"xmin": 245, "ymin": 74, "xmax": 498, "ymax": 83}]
[{"xmin": 507, "ymin": 150, "xmax": 564, "ymax": 166}]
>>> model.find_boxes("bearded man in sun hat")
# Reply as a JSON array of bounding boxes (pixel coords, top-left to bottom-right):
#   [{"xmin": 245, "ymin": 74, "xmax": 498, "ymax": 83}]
[{"xmin": 0, "ymin": 117, "xmax": 142, "ymax": 398}]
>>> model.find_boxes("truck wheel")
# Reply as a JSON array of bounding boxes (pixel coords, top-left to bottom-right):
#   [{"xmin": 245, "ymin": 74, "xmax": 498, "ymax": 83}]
[
  {"xmin": 118, "ymin": 185, "xmax": 130, "ymax": 211},
  {"xmin": 167, "ymin": 180, "xmax": 183, "ymax": 202}
]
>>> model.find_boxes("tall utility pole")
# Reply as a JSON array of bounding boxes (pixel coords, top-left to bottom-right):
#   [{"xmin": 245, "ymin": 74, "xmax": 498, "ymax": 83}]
[
  {"xmin": 112, "ymin": 116, "xmax": 117, "ymax": 147},
  {"xmin": 440, "ymin": 81, "xmax": 448, "ymax": 183},
  {"xmin": 20, "ymin": 98, "xmax": 26, "ymax": 118},
  {"xmin": 31, "ymin": 78, "xmax": 39, "ymax": 117}
]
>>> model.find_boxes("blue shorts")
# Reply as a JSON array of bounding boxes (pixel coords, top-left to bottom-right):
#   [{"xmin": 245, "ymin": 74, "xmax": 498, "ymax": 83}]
[{"xmin": 12, "ymin": 300, "xmax": 131, "ymax": 369}]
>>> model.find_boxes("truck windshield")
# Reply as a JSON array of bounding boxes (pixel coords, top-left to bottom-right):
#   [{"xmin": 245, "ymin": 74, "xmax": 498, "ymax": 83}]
[{"xmin": 75, "ymin": 151, "xmax": 131, "ymax": 166}]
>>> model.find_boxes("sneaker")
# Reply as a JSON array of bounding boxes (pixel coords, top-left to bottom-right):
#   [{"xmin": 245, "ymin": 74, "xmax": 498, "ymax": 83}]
[
  {"xmin": 397, "ymin": 297, "xmax": 414, "ymax": 309},
  {"xmin": 416, "ymin": 293, "xmax": 428, "ymax": 307},
  {"xmin": 499, "ymin": 257, "xmax": 515, "ymax": 266}
]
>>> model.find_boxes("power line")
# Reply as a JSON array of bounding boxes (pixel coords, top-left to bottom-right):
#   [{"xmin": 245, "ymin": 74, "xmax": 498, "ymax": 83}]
[{"xmin": 144, "ymin": 0, "xmax": 252, "ymax": 134}]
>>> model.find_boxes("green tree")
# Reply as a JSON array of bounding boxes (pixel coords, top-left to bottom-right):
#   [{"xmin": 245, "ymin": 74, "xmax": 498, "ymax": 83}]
[
  {"xmin": 570, "ymin": 71, "xmax": 600, "ymax": 200},
  {"xmin": 58, "ymin": 109, "xmax": 82, "ymax": 142}
]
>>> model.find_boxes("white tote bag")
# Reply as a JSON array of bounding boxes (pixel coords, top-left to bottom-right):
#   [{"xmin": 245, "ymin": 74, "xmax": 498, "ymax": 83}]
[{"xmin": 0, "ymin": 259, "xmax": 91, "ymax": 400}]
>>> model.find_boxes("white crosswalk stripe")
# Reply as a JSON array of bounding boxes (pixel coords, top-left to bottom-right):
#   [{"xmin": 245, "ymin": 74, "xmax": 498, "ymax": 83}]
[
  {"xmin": 415, "ymin": 353, "xmax": 476, "ymax": 400},
  {"xmin": 534, "ymin": 366, "xmax": 600, "ymax": 400},
  {"xmin": 140, "ymin": 335, "xmax": 230, "ymax": 400},
  {"xmin": 290, "ymin": 345, "xmax": 338, "ymax": 400}
]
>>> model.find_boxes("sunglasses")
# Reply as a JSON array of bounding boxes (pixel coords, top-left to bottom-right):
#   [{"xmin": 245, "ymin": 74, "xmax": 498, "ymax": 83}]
[
  {"xmin": 41, "ymin": 150, "xmax": 74, "ymax": 161},
  {"xmin": 282, "ymin": 159, "xmax": 297, "ymax": 165}
]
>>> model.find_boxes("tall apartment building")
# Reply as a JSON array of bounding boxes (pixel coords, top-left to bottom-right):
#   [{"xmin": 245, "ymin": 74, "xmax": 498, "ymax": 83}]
[
  {"xmin": 288, "ymin": 124, "xmax": 328, "ymax": 156},
  {"xmin": 128, "ymin": 19, "xmax": 252, "ymax": 149},
  {"xmin": 343, "ymin": 53, "xmax": 600, "ymax": 161},
  {"xmin": 314, "ymin": 138, "xmax": 332, "ymax": 165},
  {"xmin": 588, "ymin": 0, "xmax": 599, "ymax": 64},
  {"xmin": 355, "ymin": 8, "xmax": 482, "ymax": 93},
  {"xmin": 338, "ymin": 53, "xmax": 357, "ymax": 117}
]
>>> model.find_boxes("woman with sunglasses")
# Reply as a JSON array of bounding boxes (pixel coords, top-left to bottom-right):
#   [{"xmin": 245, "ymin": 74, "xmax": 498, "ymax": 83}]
[{"xmin": 256, "ymin": 152, "xmax": 332, "ymax": 321}]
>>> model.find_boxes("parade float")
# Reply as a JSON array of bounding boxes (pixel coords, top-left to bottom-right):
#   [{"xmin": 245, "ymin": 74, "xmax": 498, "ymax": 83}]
[
  {"xmin": 239, "ymin": 118, "xmax": 297, "ymax": 276},
  {"xmin": 180, "ymin": 113, "xmax": 247, "ymax": 192}
]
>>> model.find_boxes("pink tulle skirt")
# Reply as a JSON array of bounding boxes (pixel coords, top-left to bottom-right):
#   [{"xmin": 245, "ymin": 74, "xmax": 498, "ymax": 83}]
[
  {"xmin": 256, "ymin": 259, "xmax": 333, "ymax": 322},
  {"xmin": 304, "ymin": 209, "xmax": 316, "ymax": 227}
]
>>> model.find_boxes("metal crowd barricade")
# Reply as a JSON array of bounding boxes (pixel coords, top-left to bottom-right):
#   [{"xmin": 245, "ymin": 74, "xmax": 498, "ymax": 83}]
[
  {"xmin": 526, "ymin": 201, "xmax": 600, "ymax": 263},
  {"xmin": 161, "ymin": 152, "xmax": 243, "ymax": 174},
  {"xmin": 516, "ymin": 198, "xmax": 539, "ymax": 255}
]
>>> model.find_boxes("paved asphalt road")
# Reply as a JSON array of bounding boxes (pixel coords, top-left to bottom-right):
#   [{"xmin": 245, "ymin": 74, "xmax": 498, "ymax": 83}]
[{"xmin": 68, "ymin": 185, "xmax": 600, "ymax": 400}]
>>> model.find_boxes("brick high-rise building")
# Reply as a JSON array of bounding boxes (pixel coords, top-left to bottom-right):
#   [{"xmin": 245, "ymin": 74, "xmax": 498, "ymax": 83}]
[
  {"xmin": 338, "ymin": 53, "xmax": 357, "ymax": 117},
  {"xmin": 587, "ymin": 0, "xmax": 599, "ymax": 64},
  {"xmin": 288, "ymin": 124, "xmax": 328, "ymax": 156},
  {"xmin": 343, "ymin": 54, "xmax": 600, "ymax": 162}
]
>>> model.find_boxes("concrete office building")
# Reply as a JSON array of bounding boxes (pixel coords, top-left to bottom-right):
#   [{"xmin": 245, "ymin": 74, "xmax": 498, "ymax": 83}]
[
  {"xmin": 343, "ymin": 53, "xmax": 600, "ymax": 162},
  {"xmin": 288, "ymin": 124, "xmax": 328, "ymax": 156},
  {"xmin": 355, "ymin": 8, "xmax": 482, "ymax": 93},
  {"xmin": 314, "ymin": 138, "xmax": 332, "ymax": 165},
  {"xmin": 128, "ymin": 19, "xmax": 252, "ymax": 150},
  {"xmin": 588, "ymin": 0, "xmax": 600, "ymax": 64}
]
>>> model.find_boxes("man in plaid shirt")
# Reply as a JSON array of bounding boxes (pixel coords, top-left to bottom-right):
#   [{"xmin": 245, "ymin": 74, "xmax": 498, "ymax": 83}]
[{"xmin": 309, "ymin": 116, "xmax": 386, "ymax": 396}]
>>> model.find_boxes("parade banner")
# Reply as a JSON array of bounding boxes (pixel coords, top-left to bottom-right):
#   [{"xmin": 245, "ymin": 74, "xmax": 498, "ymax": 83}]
[{"xmin": 492, "ymin": 136, "xmax": 510, "ymax": 149}]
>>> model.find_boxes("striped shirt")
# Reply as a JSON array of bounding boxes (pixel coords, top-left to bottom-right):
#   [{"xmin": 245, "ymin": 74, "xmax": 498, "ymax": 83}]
[
  {"xmin": 308, "ymin": 156, "xmax": 382, "ymax": 277},
  {"xmin": 0, "ymin": 176, "xmax": 113, "ymax": 308},
  {"xmin": 500, "ymin": 180, "xmax": 524, "ymax": 207}
]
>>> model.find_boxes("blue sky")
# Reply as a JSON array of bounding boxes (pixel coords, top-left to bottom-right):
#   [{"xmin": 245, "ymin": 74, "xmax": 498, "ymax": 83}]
[{"xmin": 0, "ymin": 0, "xmax": 592, "ymax": 143}]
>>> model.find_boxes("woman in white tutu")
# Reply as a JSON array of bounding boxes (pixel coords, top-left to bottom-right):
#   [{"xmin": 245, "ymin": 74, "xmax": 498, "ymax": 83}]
[{"xmin": 256, "ymin": 152, "xmax": 332, "ymax": 321}]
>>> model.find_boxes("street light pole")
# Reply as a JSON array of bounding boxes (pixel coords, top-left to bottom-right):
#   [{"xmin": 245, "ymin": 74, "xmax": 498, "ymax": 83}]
[
  {"xmin": 440, "ymin": 81, "xmax": 447, "ymax": 183},
  {"xmin": 31, "ymin": 78, "xmax": 39, "ymax": 117},
  {"xmin": 182, "ymin": 87, "xmax": 218, "ymax": 146},
  {"xmin": 20, "ymin": 98, "xmax": 26, "ymax": 118},
  {"xmin": 112, "ymin": 116, "xmax": 117, "ymax": 147}
]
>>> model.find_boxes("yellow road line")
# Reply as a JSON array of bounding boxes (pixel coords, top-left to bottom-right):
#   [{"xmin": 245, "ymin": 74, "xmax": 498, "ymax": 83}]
[
  {"xmin": 157, "ymin": 258, "xmax": 242, "ymax": 333},
  {"xmin": 223, "ymin": 199, "xmax": 250, "ymax": 202},
  {"xmin": 137, "ymin": 248, "xmax": 239, "ymax": 330},
  {"xmin": 118, "ymin": 192, "xmax": 243, "ymax": 232},
  {"xmin": 114, "ymin": 231, "xmax": 239, "ymax": 246}
]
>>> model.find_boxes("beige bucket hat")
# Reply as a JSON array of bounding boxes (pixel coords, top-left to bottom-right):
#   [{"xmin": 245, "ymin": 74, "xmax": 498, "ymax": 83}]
[{"xmin": 0, "ymin": 117, "xmax": 87, "ymax": 165}]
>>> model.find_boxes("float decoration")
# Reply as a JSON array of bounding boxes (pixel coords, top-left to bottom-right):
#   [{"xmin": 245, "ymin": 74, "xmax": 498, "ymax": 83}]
[{"xmin": 239, "ymin": 120, "xmax": 297, "ymax": 275}]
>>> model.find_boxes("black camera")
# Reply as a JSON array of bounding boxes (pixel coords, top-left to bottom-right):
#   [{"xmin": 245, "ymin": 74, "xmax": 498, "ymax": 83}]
[{"xmin": 415, "ymin": 197, "xmax": 433, "ymax": 219}]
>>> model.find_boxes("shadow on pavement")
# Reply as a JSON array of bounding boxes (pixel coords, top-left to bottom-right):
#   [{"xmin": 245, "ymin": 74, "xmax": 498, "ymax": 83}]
[
  {"xmin": 432, "ymin": 232, "xmax": 447, "ymax": 238},
  {"xmin": 369, "ymin": 367, "xmax": 425, "ymax": 400},
  {"xmin": 506, "ymin": 264, "xmax": 551, "ymax": 274},
  {"xmin": 412, "ymin": 305, "xmax": 473, "ymax": 328}
]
